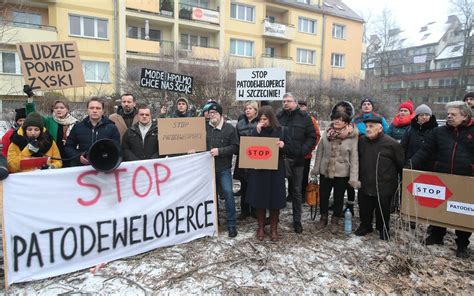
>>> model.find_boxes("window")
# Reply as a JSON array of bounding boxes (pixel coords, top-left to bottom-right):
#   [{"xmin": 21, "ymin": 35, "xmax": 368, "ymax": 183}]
[
  {"xmin": 69, "ymin": 15, "xmax": 108, "ymax": 39},
  {"xmin": 298, "ymin": 17, "xmax": 316, "ymax": 34},
  {"xmin": 12, "ymin": 11, "xmax": 42, "ymax": 26},
  {"xmin": 82, "ymin": 61, "xmax": 109, "ymax": 82},
  {"xmin": 297, "ymin": 48, "xmax": 315, "ymax": 64},
  {"xmin": 128, "ymin": 26, "xmax": 161, "ymax": 41},
  {"xmin": 266, "ymin": 16, "xmax": 276, "ymax": 23},
  {"xmin": 230, "ymin": 3, "xmax": 254, "ymax": 22},
  {"xmin": 0, "ymin": 52, "xmax": 21, "ymax": 74},
  {"xmin": 181, "ymin": 34, "xmax": 208, "ymax": 49},
  {"xmin": 331, "ymin": 53, "xmax": 345, "ymax": 67},
  {"xmin": 332, "ymin": 24, "xmax": 346, "ymax": 39},
  {"xmin": 182, "ymin": 0, "xmax": 209, "ymax": 8},
  {"xmin": 230, "ymin": 39, "xmax": 253, "ymax": 57},
  {"xmin": 265, "ymin": 47, "xmax": 275, "ymax": 57}
]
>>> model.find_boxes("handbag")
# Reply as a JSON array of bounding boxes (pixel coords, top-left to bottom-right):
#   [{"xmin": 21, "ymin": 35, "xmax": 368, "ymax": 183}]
[{"xmin": 306, "ymin": 181, "xmax": 320, "ymax": 220}]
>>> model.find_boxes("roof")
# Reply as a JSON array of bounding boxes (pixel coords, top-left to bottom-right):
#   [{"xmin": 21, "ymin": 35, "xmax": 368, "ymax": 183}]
[
  {"xmin": 272, "ymin": 0, "xmax": 364, "ymax": 23},
  {"xmin": 395, "ymin": 18, "xmax": 458, "ymax": 48},
  {"xmin": 435, "ymin": 42, "xmax": 464, "ymax": 60}
]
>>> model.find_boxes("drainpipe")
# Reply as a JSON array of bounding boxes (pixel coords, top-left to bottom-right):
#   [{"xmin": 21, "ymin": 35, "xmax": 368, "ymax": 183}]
[
  {"xmin": 320, "ymin": 11, "xmax": 326, "ymax": 87},
  {"xmin": 114, "ymin": 0, "xmax": 120, "ymax": 95}
]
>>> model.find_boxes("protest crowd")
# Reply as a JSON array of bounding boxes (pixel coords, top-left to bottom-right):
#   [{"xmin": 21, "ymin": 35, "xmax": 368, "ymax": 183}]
[{"xmin": 1, "ymin": 86, "xmax": 473, "ymax": 265}]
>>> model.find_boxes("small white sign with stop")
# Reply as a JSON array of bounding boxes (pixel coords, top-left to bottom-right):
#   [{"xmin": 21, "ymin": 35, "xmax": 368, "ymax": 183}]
[
  {"xmin": 447, "ymin": 201, "xmax": 474, "ymax": 216},
  {"xmin": 413, "ymin": 183, "xmax": 446, "ymax": 200}
]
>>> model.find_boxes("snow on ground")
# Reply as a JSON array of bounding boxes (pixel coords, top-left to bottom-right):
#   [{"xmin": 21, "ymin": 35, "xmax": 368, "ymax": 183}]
[{"xmin": 2, "ymin": 199, "xmax": 473, "ymax": 294}]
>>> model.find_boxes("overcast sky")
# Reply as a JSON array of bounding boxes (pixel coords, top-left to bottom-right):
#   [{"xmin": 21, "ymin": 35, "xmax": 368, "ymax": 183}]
[{"xmin": 343, "ymin": 0, "xmax": 452, "ymax": 32}]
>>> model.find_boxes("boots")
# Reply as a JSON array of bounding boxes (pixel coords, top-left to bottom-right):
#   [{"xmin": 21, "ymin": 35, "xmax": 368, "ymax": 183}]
[
  {"xmin": 330, "ymin": 216, "xmax": 339, "ymax": 234},
  {"xmin": 317, "ymin": 214, "xmax": 328, "ymax": 230},
  {"xmin": 270, "ymin": 209, "xmax": 280, "ymax": 242},
  {"xmin": 256, "ymin": 209, "xmax": 266, "ymax": 241}
]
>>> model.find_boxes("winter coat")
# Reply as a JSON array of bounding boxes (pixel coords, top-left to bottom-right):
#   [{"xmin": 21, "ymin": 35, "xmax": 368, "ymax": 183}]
[
  {"xmin": 277, "ymin": 108, "xmax": 316, "ymax": 166},
  {"xmin": 246, "ymin": 126, "xmax": 291, "ymax": 209},
  {"xmin": 353, "ymin": 112, "xmax": 389, "ymax": 136},
  {"xmin": 234, "ymin": 116, "xmax": 259, "ymax": 181},
  {"xmin": 109, "ymin": 107, "xmax": 139, "ymax": 141},
  {"xmin": 1, "ymin": 128, "xmax": 15, "ymax": 156},
  {"xmin": 206, "ymin": 119, "xmax": 239, "ymax": 172},
  {"xmin": 401, "ymin": 115, "xmax": 438, "ymax": 169},
  {"xmin": 7, "ymin": 127, "xmax": 62, "ymax": 173},
  {"xmin": 305, "ymin": 115, "xmax": 321, "ymax": 159},
  {"xmin": 65, "ymin": 116, "xmax": 121, "ymax": 167},
  {"xmin": 387, "ymin": 124, "xmax": 410, "ymax": 141},
  {"xmin": 122, "ymin": 120, "xmax": 160, "ymax": 161},
  {"xmin": 312, "ymin": 127, "xmax": 359, "ymax": 183},
  {"xmin": 358, "ymin": 134, "xmax": 404, "ymax": 197},
  {"xmin": 411, "ymin": 121, "xmax": 474, "ymax": 176}
]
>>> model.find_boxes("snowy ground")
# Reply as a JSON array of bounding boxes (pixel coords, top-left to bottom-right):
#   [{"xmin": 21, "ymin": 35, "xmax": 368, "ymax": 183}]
[{"xmin": 2, "ymin": 197, "xmax": 473, "ymax": 294}]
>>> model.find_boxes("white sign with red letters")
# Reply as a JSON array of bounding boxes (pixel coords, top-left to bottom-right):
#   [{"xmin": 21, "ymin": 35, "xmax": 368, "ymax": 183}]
[{"xmin": 2, "ymin": 153, "xmax": 217, "ymax": 286}]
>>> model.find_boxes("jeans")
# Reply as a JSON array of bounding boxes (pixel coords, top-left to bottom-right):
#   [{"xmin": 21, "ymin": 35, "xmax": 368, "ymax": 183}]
[
  {"xmin": 319, "ymin": 175, "xmax": 349, "ymax": 217},
  {"xmin": 288, "ymin": 165, "xmax": 304, "ymax": 223},
  {"xmin": 216, "ymin": 169, "xmax": 236, "ymax": 228}
]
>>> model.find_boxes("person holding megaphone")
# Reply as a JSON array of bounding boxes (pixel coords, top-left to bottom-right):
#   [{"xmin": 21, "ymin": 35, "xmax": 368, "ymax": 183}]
[{"xmin": 65, "ymin": 98, "xmax": 120, "ymax": 167}]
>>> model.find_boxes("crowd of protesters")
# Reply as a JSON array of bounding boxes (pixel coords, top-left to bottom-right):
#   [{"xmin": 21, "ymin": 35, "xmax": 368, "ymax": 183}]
[{"xmin": 1, "ymin": 87, "xmax": 473, "ymax": 259}]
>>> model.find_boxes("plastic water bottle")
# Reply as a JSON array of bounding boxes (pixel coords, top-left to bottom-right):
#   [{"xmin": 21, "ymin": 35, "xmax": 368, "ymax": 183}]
[{"xmin": 344, "ymin": 208, "xmax": 352, "ymax": 235}]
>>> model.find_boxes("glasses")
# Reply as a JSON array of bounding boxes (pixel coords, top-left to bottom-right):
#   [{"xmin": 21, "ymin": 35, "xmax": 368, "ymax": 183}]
[
  {"xmin": 208, "ymin": 111, "xmax": 218, "ymax": 116},
  {"xmin": 282, "ymin": 100, "xmax": 294, "ymax": 103}
]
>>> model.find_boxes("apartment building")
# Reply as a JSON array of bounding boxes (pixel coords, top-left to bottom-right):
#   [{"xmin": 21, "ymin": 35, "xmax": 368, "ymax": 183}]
[{"xmin": 0, "ymin": 0, "xmax": 364, "ymax": 102}]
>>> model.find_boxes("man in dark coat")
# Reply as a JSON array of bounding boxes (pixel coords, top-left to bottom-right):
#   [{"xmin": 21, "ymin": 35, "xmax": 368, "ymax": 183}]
[
  {"xmin": 122, "ymin": 105, "xmax": 160, "ymax": 161},
  {"xmin": 65, "ymin": 98, "xmax": 121, "ymax": 167},
  {"xmin": 206, "ymin": 103, "xmax": 239, "ymax": 237},
  {"xmin": 172, "ymin": 97, "xmax": 191, "ymax": 118},
  {"xmin": 109, "ymin": 93, "xmax": 139, "ymax": 141},
  {"xmin": 277, "ymin": 93, "xmax": 316, "ymax": 233},
  {"xmin": 411, "ymin": 101, "xmax": 473, "ymax": 258},
  {"xmin": 464, "ymin": 92, "xmax": 474, "ymax": 113},
  {"xmin": 355, "ymin": 117, "xmax": 404, "ymax": 240}
]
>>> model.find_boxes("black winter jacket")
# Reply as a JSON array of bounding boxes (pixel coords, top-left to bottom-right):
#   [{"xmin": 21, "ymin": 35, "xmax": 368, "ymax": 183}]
[
  {"xmin": 411, "ymin": 121, "xmax": 474, "ymax": 176},
  {"xmin": 358, "ymin": 134, "xmax": 405, "ymax": 197},
  {"xmin": 277, "ymin": 108, "xmax": 316, "ymax": 166},
  {"xmin": 206, "ymin": 120, "xmax": 239, "ymax": 172},
  {"xmin": 65, "ymin": 116, "xmax": 121, "ymax": 166},
  {"xmin": 401, "ymin": 115, "xmax": 438, "ymax": 169},
  {"xmin": 122, "ymin": 120, "xmax": 160, "ymax": 161},
  {"xmin": 236, "ymin": 116, "xmax": 259, "ymax": 137}
]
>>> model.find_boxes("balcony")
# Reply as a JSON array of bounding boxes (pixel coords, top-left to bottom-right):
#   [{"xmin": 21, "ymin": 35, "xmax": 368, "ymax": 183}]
[
  {"xmin": 179, "ymin": 43, "xmax": 219, "ymax": 61},
  {"xmin": 178, "ymin": 3, "xmax": 220, "ymax": 25},
  {"xmin": 260, "ymin": 55, "xmax": 293, "ymax": 71},
  {"xmin": 0, "ymin": 21, "xmax": 57, "ymax": 44},
  {"xmin": 126, "ymin": 0, "xmax": 160, "ymax": 13},
  {"xmin": 126, "ymin": 37, "xmax": 174, "ymax": 57},
  {"xmin": 262, "ymin": 20, "xmax": 295, "ymax": 41}
]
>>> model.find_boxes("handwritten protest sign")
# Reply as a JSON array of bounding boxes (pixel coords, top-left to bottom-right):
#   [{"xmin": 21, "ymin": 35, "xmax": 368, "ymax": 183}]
[
  {"xmin": 157, "ymin": 117, "xmax": 206, "ymax": 155},
  {"xmin": 236, "ymin": 67, "xmax": 286, "ymax": 101},
  {"xmin": 140, "ymin": 68, "xmax": 193, "ymax": 94},
  {"xmin": 238, "ymin": 136, "xmax": 279, "ymax": 170},
  {"xmin": 16, "ymin": 41, "xmax": 85, "ymax": 91},
  {"xmin": 2, "ymin": 153, "xmax": 217, "ymax": 286}
]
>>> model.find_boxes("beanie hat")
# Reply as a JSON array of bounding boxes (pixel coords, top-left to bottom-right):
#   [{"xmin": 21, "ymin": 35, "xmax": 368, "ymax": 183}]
[
  {"xmin": 360, "ymin": 98, "xmax": 374, "ymax": 108},
  {"xmin": 464, "ymin": 92, "xmax": 474, "ymax": 102},
  {"xmin": 23, "ymin": 112, "xmax": 44, "ymax": 130},
  {"xmin": 177, "ymin": 97, "xmax": 189, "ymax": 106},
  {"xmin": 298, "ymin": 100, "xmax": 307, "ymax": 106},
  {"xmin": 15, "ymin": 108, "xmax": 26, "ymax": 122},
  {"xmin": 399, "ymin": 100, "xmax": 414, "ymax": 114},
  {"xmin": 415, "ymin": 104, "xmax": 432, "ymax": 116},
  {"xmin": 208, "ymin": 103, "xmax": 223, "ymax": 115}
]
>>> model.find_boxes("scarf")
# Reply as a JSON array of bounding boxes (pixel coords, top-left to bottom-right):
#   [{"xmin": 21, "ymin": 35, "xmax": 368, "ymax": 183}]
[
  {"xmin": 11, "ymin": 128, "xmax": 53, "ymax": 157},
  {"xmin": 53, "ymin": 113, "xmax": 78, "ymax": 141},
  {"xmin": 138, "ymin": 121, "xmax": 152, "ymax": 141},
  {"xmin": 392, "ymin": 113, "xmax": 414, "ymax": 128},
  {"xmin": 326, "ymin": 123, "xmax": 354, "ymax": 141}
]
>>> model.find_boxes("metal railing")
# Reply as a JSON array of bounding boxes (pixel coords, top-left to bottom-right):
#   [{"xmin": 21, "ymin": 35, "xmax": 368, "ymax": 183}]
[
  {"xmin": 127, "ymin": 35, "xmax": 162, "ymax": 42},
  {"xmin": 261, "ymin": 54, "xmax": 293, "ymax": 60},
  {"xmin": 179, "ymin": 42, "xmax": 219, "ymax": 50},
  {"xmin": 4, "ymin": 21, "xmax": 56, "ymax": 31},
  {"xmin": 262, "ymin": 19, "xmax": 295, "ymax": 27},
  {"xmin": 125, "ymin": 7, "xmax": 174, "ymax": 18}
]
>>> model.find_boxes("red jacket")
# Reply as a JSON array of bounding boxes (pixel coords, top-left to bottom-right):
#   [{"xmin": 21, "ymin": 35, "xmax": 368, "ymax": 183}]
[
  {"xmin": 305, "ymin": 115, "xmax": 321, "ymax": 159},
  {"xmin": 1, "ymin": 128, "xmax": 14, "ymax": 157}
]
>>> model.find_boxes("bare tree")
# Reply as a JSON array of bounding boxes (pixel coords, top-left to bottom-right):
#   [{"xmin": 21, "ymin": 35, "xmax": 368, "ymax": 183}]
[{"xmin": 451, "ymin": 0, "xmax": 473, "ymax": 98}]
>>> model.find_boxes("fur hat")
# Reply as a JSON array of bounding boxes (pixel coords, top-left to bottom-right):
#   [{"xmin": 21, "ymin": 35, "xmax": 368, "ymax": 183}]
[
  {"xmin": 23, "ymin": 112, "xmax": 44, "ymax": 130},
  {"xmin": 208, "ymin": 103, "xmax": 223, "ymax": 115},
  {"xmin": 415, "ymin": 104, "xmax": 432, "ymax": 116},
  {"xmin": 15, "ymin": 108, "xmax": 26, "ymax": 122},
  {"xmin": 399, "ymin": 100, "xmax": 414, "ymax": 114}
]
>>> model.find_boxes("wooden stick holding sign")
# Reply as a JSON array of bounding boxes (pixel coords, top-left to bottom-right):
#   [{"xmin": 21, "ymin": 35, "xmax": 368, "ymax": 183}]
[
  {"xmin": 239, "ymin": 136, "xmax": 279, "ymax": 170},
  {"xmin": 16, "ymin": 41, "xmax": 85, "ymax": 91},
  {"xmin": 157, "ymin": 117, "xmax": 206, "ymax": 155}
]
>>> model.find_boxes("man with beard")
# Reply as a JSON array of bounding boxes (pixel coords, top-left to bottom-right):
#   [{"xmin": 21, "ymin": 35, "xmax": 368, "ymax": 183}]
[
  {"xmin": 109, "ymin": 93, "xmax": 139, "ymax": 141},
  {"xmin": 464, "ymin": 92, "xmax": 474, "ymax": 123}
]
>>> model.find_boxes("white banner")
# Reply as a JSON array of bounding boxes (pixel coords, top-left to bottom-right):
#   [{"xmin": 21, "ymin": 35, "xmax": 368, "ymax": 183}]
[
  {"xmin": 447, "ymin": 201, "xmax": 474, "ymax": 216},
  {"xmin": 3, "ymin": 153, "xmax": 217, "ymax": 286},
  {"xmin": 263, "ymin": 20, "xmax": 286, "ymax": 38},
  {"xmin": 236, "ymin": 67, "xmax": 286, "ymax": 101},
  {"xmin": 192, "ymin": 7, "xmax": 220, "ymax": 24}
]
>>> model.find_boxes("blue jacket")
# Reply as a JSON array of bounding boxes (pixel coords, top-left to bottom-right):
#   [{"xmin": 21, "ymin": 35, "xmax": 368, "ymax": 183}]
[
  {"xmin": 353, "ymin": 112, "xmax": 389, "ymax": 135},
  {"xmin": 65, "ymin": 116, "xmax": 120, "ymax": 166}
]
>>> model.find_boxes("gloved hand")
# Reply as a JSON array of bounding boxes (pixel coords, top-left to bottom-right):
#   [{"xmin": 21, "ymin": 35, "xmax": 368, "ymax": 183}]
[
  {"xmin": 40, "ymin": 164, "xmax": 50, "ymax": 170},
  {"xmin": 23, "ymin": 84, "xmax": 34, "ymax": 98},
  {"xmin": 27, "ymin": 138, "xmax": 40, "ymax": 154}
]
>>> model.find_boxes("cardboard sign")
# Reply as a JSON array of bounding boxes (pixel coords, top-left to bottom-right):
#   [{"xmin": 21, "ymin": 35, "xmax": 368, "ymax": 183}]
[
  {"xmin": 236, "ymin": 67, "xmax": 286, "ymax": 101},
  {"xmin": 140, "ymin": 68, "xmax": 193, "ymax": 94},
  {"xmin": 2, "ymin": 153, "xmax": 217, "ymax": 286},
  {"xmin": 238, "ymin": 136, "xmax": 279, "ymax": 170},
  {"xmin": 158, "ymin": 117, "xmax": 206, "ymax": 155},
  {"xmin": 16, "ymin": 41, "xmax": 85, "ymax": 91},
  {"xmin": 401, "ymin": 169, "xmax": 474, "ymax": 232}
]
